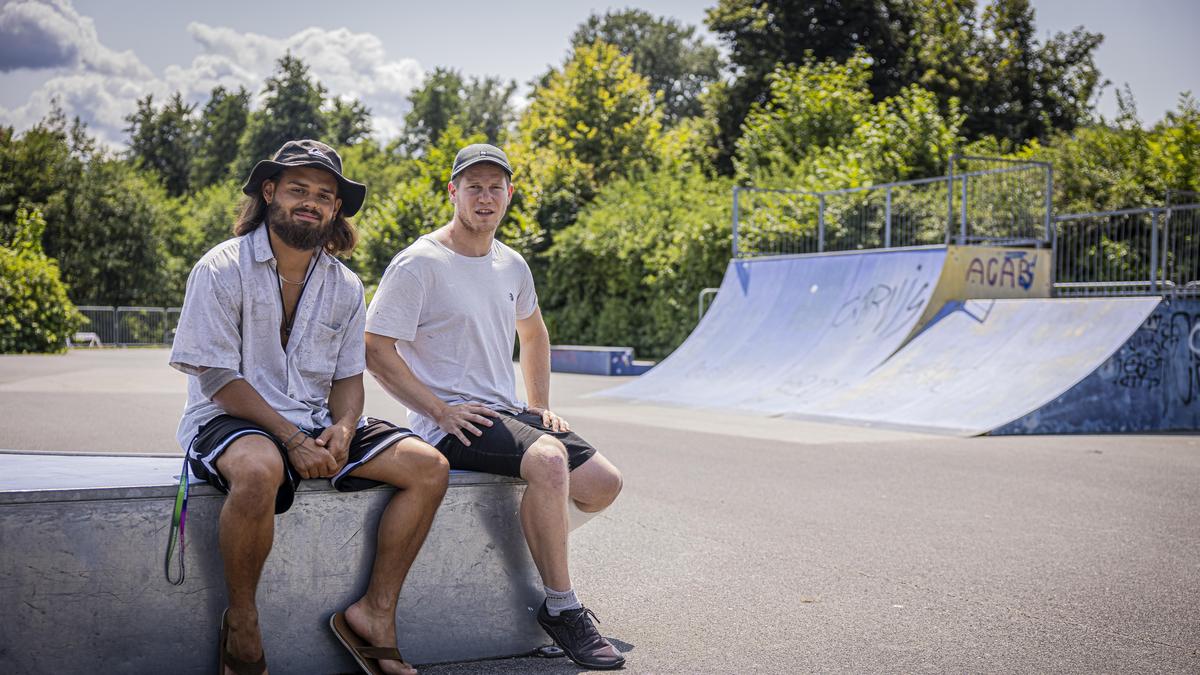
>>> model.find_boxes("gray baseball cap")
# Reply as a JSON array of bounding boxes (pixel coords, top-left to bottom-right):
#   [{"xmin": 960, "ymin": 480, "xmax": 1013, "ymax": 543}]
[{"xmin": 451, "ymin": 143, "xmax": 513, "ymax": 179}]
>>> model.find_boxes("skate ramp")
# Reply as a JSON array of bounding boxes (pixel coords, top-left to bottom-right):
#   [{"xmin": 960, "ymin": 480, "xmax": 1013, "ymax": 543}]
[
  {"xmin": 601, "ymin": 247, "xmax": 948, "ymax": 409},
  {"xmin": 796, "ymin": 297, "xmax": 1162, "ymax": 434},
  {"xmin": 598, "ymin": 245, "xmax": 1197, "ymax": 435},
  {"xmin": 993, "ymin": 297, "xmax": 1200, "ymax": 434}
]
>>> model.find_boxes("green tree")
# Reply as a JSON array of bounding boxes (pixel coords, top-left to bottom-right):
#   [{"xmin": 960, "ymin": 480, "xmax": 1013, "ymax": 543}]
[
  {"xmin": 402, "ymin": 68, "xmax": 464, "ymax": 151},
  {"xmin": 572, "ymin": 9, "xmax": 723, "ymax": 125},
  {"xmin": 235, "ymin": 54, "xmax": 328, "ymax": 178},
  {"xmin": 336, "ymin": 139, "xmax": 409, "ymax": 217},
  {"xmin": 125, "ymin": 92, "xmax": 196, "ymax": 197},
  {"xmin": 513, "ymin": 41, "xmax": 663, "ymax": 249},
  {"xmin": 0, "ymin": 106, "xmax": 87, "ymax": 227},
  {"xmin": 543, "ymin": 167, "xmax": 733, "ymax": 357},
  {"xmin": 325, "ymin": 98, "xmax": 373, "ymax": 147},
  {"xmin": 170, "ymin": 179, "xmax": 242, "ymax": 267},
  {"xmin": 706, "ymin": 0, "xmax": 913, "ymax": 171},
  {"xmin": 899, "ymin": 0, "xmax": 984, "ymax": 118},
  {"xmin": 190, "ymin": 86, "xmax": 250, "ymax": 189},
  {"xmin": 401, "ymin": 68, "xmax": 515, "ymax": 151},
  {"xmin": 735, "ymin": 56, "xmax": 962, "ymax": 186},
  {"xmin": 969, "ymin": 0, "xmax": 1104, "ymax": 141},
  {"xmin": 705, "ymin": 0, "xmax": 1104, "ymax": 171},
  {"xmin": 460, "ymin": 75, "xmax": 517, "ymax": 144},
  {"xmin": 0, "ymin": 206, "xmax": 84, "ymax": 353},
  {"xmin": 1031, "ymin": 92, "xmax": 1200, "ymax": 213},
  {"xmin": 42, "ymin": 157, "xmax": 177, "ymax": 305}
]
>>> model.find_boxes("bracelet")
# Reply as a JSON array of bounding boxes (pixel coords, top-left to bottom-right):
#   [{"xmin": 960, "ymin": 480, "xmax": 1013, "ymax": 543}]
[{"xmin": 281, "ymin": 428, "xmax": 306, "ymax": 450}]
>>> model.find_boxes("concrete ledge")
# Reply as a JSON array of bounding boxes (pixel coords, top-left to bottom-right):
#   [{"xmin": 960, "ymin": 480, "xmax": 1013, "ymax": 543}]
[{"xmin": 0, "ymin": 452, "xmax": 546, "ymax": 673}]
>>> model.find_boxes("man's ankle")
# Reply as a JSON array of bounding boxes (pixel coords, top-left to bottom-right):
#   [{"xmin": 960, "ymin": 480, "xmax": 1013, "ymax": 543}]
[{"xmin": 544, "ymin": 586, "xmax": 582, "ymax": 616}]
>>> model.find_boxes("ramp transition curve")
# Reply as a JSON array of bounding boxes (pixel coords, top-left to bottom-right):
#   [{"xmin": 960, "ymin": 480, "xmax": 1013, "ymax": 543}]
[{"xmin": 599, "ymin": 248, "xmax": 1200, "ymax": 435}]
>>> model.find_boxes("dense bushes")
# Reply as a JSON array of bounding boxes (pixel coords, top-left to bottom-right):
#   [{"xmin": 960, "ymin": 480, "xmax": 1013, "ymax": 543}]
[
  {"xmin": 0, "ymin": 208, "xmax": 83, "ymax": 353},
  {"xmin": 543, "ymin": 168, "xmax": 733, "ymax": 359},
  {"xmin": 2, "ymin": 8, "xmax": 1198, "ymax": 356}
]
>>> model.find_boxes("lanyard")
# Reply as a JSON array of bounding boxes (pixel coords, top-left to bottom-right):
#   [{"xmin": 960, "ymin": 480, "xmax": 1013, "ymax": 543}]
[{"xmin": 164, "ymin": 455, "xmax": 190, "ymax": 585}]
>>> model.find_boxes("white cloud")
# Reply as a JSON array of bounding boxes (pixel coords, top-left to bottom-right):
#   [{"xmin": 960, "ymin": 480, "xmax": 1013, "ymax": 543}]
[
  {"xmin": 0, "ymin": 0, "xmax": 148, "ymax": 77},
  {"xmin": 0, "ymin": 2, "xmax": 423, "ymax": 148}
]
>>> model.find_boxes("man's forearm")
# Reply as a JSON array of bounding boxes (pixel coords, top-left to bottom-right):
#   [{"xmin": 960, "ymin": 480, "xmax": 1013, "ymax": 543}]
[
  {"xmin": 211, "ymin": 378, "xmax": 304, "ymax": 442},
  {"xmin": 365, "ymin": 335, "xmax": 450, "ymax": 420},
  {"xmin": 519, "ymin": 333, "xmax": 552, "ymax": 409},
  {"xmin": 327, "ymin": 373, "xmax": 365, "ymax": 428}
]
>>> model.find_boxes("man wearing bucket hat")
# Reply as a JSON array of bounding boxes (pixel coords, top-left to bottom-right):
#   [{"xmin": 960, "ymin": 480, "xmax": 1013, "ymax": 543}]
[
  {"xmin": 364, "ymin": 144, "xmax": 626, "ymax": 669},
  {"xmin": 170, "ymin": 139, "xmax": 447, "ymax": 675}
]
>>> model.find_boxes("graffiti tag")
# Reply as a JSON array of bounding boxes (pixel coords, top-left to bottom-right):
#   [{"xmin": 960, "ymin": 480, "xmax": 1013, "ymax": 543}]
[
  {"xmin": 832, "ymin": 276, "xmax": 931, "ymax": 339},
  {"xmin": 965, "ymin": 251, "xmax": 1037, "ymax": 291},
  {"xmin": 1109, "ymin": 309, "xmax": 1200, "ymax": 406}
]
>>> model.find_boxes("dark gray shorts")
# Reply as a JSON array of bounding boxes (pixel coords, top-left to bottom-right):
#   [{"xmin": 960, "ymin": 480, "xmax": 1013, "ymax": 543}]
[
  {"xmin": 435, "ymin": 411, "xmax": 597, "ymax": 478},
  {"xmin": 187, "ymin": 415, "xmax": 417, "ymax": 514}
]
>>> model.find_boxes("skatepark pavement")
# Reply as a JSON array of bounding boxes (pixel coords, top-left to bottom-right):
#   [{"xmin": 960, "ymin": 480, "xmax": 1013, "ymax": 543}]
[{"xmin": 1, "ymin": 348, "xmax": 1197, "ymax": 672}]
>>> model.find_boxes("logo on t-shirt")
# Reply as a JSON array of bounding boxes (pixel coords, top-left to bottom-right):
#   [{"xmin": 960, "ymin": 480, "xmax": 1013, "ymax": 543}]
[{"xmin": 508, "ymin": 292, "xmax": 514, "ymax": 301}]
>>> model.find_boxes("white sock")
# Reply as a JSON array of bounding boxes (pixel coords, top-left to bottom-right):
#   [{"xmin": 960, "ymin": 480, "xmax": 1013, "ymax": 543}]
[
  {"xmin": 569, "ymin": 500, "xmax": 602, "ymax": 531},
  {"xmin": 544, "ymin": 586, "xmax": 582, "ymax": 616}
]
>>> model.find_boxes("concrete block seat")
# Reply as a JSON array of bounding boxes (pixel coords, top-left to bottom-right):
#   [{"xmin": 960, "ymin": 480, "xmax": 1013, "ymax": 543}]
[{"xmin": 0, "ymin": 451, "xmax": 546, "ymax": 674}]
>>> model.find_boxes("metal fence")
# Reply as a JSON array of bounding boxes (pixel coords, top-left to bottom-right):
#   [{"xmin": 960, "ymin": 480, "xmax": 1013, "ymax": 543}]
[
  {"xmin": 948, "ymin": 155, "xmax": 1052, "ymax": 246},
  {"xmin": 1053, "ymin": 204, "xmax": 1200, "ymax": 297},
  {"xmin": 732, "ymin": 155, "xmax": 1051, "ymax": 257},
  {"xmin": 73, "ymin": 306, "xmax": 182, "ymax": 347}
]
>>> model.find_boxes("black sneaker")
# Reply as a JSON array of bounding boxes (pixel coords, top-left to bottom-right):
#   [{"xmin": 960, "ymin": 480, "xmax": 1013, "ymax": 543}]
[{"xmin": 536, "ymin": 601, "xmax": 626, "ymax": 670}]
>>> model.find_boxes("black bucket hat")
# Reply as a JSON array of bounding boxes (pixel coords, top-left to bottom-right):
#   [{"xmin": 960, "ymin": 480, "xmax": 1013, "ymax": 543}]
[{"xmin": 242, "ymin": 139, "xmax": 367, "ymax": 217}]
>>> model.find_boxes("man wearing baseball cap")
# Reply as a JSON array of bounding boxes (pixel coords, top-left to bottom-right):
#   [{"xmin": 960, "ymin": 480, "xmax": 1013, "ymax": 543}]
[
  {"xmin": 170, "ymin": 139, "xmax": 447, "ymax": 675},
  {"xmin": 364, "ymin": 143, "xmax": 626, "ymax": 669}
]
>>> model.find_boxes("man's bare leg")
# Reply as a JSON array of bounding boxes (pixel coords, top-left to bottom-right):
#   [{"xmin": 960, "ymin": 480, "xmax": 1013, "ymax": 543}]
[
  {"xmin": 216, "ymin": 435, "xmax": 287, "ymax": 675},
  {"xmin": 520, "ymin": 442, "xmax": 623, "ymax": 589},
  {"xmin": 343, "ymin": 437, "xmax": 450, "ymax": 675},
  {"xmin": 519, "ymin": 437, "xmax": 573, "ymax": 590}
]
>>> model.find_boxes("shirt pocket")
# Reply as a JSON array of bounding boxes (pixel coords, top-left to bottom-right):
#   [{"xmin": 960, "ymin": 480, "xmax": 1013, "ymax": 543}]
[{"xmin": 296, "ymin": 321, "xmax": 342, "ymax": 389}]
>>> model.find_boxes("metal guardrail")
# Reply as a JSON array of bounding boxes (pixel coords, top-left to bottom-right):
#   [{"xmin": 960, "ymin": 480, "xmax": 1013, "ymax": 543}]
[
  {"xmin": 698, "ymin": 287, "xmax": 719, "ymax": 322},
  {"xmin": 73, "ymin": 306, "xmax": 182, "ymax": 346},
  {"xmin": 1053, "ymin": 204, "xmax": 1200, "ymax": 297},
  {"xmin": 732, "ymin": 155, "xmax": 1052, "ymax": 258}
]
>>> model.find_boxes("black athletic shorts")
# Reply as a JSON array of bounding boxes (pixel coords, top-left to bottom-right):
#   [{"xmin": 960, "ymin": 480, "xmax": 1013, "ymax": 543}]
[
  {"xmin": 435, "ymin": 410, "xmax": 597, "ymax": 478},
  {"xmin": 187, "ymin": 414, "xmax": 417, "ymax": 514}
]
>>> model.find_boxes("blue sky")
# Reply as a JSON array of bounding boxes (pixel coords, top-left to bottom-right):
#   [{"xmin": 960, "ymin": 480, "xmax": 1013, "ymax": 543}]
[{"xmin": 1, "ymin": 0, "xmax": 1196, "ymax": 148}]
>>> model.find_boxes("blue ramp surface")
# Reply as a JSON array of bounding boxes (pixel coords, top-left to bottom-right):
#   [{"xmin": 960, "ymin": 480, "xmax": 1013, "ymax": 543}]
[
  {"xmin": 601, "ymin": 247, "xmax": 947, "ymax": 409},
  {"xmin": 798, "ymin": 297, "xmax": 1162, "ymax": 434},
  {"xmin": 994, "ymin": 297, "xmax": 1200, "ymax": 434}
]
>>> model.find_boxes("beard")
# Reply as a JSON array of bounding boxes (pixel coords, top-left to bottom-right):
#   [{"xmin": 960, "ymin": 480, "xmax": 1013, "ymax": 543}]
[{"xmin": 266, "ymin": 201, "xmax": 334, "ymax": 251}]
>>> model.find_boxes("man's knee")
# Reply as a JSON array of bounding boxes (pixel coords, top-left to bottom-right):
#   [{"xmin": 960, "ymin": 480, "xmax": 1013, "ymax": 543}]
[
  {"xmin": 584, "ymin": 461, "xmax": 623, "ymax": 507},
  {"xmin": 597, "ymin": 464, "xmax": 623, "ymax": 503},
  {"xmin": 218, "ymin": 435, "xmax": 284, "ymax": 503},
  {"xmin": 375, "ymin": 438, "xmax": 450, "ymax": 494},
  {"xmin": 406, "ymin": 440, "xmax": 450, "ymax": 494},
  {"xmin": 521, "ymin": 437, "xmax": 569, "ymax": 488}
]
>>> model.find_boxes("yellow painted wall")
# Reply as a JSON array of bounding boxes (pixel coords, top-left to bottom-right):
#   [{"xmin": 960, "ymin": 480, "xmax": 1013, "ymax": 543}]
[{"xmin": 914, "ymin": 246, "xmax": 1052, "ymax": 333}]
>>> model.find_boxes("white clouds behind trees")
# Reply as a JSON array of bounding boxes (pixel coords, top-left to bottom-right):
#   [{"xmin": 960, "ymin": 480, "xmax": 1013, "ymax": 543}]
[{"xmin": 0, "ymin": 0, "xmax": 424, "ymax": 146}]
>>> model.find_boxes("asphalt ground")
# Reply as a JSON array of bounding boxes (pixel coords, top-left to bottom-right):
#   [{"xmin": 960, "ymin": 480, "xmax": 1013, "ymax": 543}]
[{"xmin": 1, "ymin": 348, "xmax": 1198, "ymax": 673}]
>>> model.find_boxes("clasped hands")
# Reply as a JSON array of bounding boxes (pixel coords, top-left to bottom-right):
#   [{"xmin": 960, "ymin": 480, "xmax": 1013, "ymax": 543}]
[{"xmin": 284, "ymin": 423, "xmax": 352, "ymax": 479}]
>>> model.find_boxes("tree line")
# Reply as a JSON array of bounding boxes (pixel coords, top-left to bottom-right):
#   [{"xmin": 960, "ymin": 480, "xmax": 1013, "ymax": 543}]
[{"xmin": 2, "ymin": 0, "xmax": 1198, "ymax": 355}]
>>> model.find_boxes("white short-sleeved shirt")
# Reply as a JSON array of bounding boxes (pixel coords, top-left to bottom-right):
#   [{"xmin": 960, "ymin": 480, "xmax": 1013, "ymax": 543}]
[
  {"xmin": 169, "ymin": 223, "xmax": 367, "ymax": 450},
  {"xmin": 365, "ymin": 235, "xmax": 538, "ymax": 445}
]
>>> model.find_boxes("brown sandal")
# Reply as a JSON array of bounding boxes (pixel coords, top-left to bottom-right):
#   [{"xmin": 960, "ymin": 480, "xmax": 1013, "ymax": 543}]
[
  {"xmin": 329, "ymin": 611, "xmax": 414, "ymax": 675},
  {"xmin": 218, "ymin": 609, "xmax": 267, "ymax": 675}
]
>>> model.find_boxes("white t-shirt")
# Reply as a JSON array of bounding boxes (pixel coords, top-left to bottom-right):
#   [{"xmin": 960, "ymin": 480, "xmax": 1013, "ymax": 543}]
[{"xmin": 365, "ymin": 235, "xmax": 538, "ymax": 445}]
